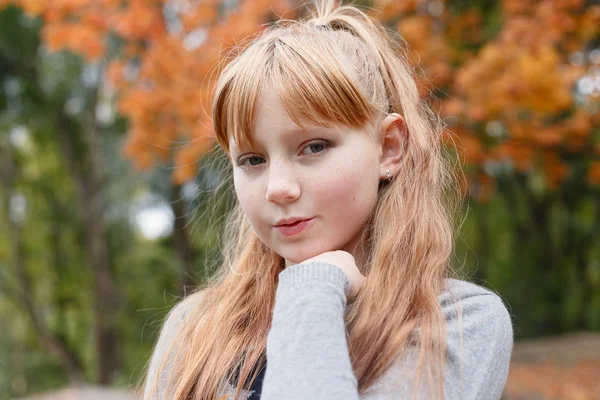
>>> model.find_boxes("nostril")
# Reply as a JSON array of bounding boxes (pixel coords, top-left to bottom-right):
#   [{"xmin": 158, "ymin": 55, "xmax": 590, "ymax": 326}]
[{"xmin": 265, "ymin": 181, "xmax": 301, "ymax": 204}]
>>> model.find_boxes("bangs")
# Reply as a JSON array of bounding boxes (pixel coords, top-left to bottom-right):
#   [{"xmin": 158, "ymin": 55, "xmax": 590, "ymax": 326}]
[{"xmin": 213, "ymin": 29, "xmax": 376, "ymax": 151}]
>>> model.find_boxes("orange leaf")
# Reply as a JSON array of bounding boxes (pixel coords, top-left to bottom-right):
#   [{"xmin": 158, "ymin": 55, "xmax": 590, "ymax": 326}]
[{"xmin": 586, "ymin": 161, "xmax": 600, "ymax": 186}]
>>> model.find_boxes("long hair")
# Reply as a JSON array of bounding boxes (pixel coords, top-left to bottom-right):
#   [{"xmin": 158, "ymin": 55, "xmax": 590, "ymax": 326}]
[{"xmin": 141, "ymin": 0, "xmax": 462, "ymax": 399}]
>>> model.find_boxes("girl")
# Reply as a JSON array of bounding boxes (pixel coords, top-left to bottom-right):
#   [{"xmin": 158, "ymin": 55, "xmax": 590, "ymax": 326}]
[{"xmin": 140, "ymin": 1, "xmax": 513, "ymax": 399}]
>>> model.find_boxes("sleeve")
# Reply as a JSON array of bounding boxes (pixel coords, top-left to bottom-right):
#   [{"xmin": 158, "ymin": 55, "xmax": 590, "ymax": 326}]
[
  {"xmin": 261, "ymin": 262, "xmax": 359, "ymax": 400},
  {"xmin": 261, "ymin": 263, "xmax": 514, "ymax": 400},
  {"xmin": 141, "ymin": 291, "xmax": 205, "ymax": 400}
]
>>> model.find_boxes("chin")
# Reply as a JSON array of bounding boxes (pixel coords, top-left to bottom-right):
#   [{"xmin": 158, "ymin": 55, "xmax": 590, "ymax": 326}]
[
  {"xmin": 280, "ymin": 252, "xmax": 312, "ymax": 265},
  {"xmin": 277, "ymin": 242, "xmax": 335, "ymax": 265}
]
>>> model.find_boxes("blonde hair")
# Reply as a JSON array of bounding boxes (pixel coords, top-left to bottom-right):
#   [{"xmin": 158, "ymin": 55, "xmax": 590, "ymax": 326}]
[{"xmin": 141, "ymin": 0, "xmax": 462, "ymax": 399}]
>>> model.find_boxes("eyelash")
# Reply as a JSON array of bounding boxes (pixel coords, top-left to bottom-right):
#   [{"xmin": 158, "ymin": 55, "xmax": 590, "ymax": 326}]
[{"xmin": 236, "ymin": 140, "xmax": 331, "ymax": 168}]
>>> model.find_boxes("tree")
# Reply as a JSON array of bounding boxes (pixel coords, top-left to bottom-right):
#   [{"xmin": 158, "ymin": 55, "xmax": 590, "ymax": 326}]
[
  {"xmin": 374, "ymin": 0, "xmax": 600, "ymax": 335},
  {"xmin": 1, "ymin": 3, "xmax": 599, "ymax": 395},
  {"xmin": 0, "ymin": 4, "xmax": 122, "ymax": 385},
  {"xmin": 0, "ymin": 0, "xmax": 296, "ymax": 390}
]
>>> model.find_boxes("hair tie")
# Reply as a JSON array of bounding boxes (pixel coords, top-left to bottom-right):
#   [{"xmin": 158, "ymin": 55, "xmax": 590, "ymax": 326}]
[{"xmin": 312, "ymin": 18, "xmax": 329, "ymax": 29}]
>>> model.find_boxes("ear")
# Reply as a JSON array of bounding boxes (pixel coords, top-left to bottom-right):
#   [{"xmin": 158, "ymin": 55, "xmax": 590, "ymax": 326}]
[{"xmin": 378, "ymin": 113, "xmax": 408, "ymax": 181}]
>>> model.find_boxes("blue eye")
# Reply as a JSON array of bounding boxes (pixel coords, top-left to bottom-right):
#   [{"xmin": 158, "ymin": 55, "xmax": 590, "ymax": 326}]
[
  {"xmin": 302, "ymin": 141, "xmax": 330, "ymax": 155},
  {"xmin": 238, "ymin": 156, "xmax": 265, "ymax": 167},
  {"xmin": 236, "ymin": 140, "xmax": 330, "ymax": 168}
]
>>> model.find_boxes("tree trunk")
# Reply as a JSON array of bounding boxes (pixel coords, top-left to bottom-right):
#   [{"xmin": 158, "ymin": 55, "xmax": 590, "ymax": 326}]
[
  {"xmin": 0, "ymin": 146, "xmax": 85, "ymax": 384},
  {"xmin": 170, "ymin": 183, "xmax": 197, "ymax": 295},
  {"xmin": 2, "ymin": 42, "xmax": 121, "ymax": 385},
  {"xmin": 55, "ymin": 85, "xmax": 121, "ymax": 384}
]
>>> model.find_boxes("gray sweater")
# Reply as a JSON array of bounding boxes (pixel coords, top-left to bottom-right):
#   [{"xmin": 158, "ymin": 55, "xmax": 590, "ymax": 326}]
[{"xmin": 142, "ymin": 262, "xmax": 513, "ymax": 399}]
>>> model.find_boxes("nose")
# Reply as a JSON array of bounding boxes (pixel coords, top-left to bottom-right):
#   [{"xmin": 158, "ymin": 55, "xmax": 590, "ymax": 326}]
[{"xmin": 265, "ymin": 159, "xmax": 300, "ymax": 204}]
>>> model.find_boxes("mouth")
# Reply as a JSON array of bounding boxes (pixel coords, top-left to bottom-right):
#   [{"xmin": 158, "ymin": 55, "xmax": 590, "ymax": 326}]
[
  {"xmin": 275, "ymin": 216, "xmax": 313, "ymax": 227},
  {"xmin": 275, "ymin": 218, "xmax": 314, "ymax": 236}
]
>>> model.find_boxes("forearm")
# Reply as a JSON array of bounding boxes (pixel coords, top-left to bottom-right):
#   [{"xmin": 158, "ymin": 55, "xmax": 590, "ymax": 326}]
[{"xmin": 261, "ymin": 262, "xmax": 360, "ymax": 400}]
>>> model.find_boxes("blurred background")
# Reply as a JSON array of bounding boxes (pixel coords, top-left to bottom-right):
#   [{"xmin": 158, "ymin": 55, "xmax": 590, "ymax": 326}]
[{"xmin": 0, "ymin": 0, "xmax": 598, "ymax": 399}]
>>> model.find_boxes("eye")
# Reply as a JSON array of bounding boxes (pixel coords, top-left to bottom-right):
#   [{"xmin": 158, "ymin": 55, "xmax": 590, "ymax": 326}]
[
  {"xmin": 237, "ymin": 155, "xmax": 265, "ymax": 168},
  {"xmin": 301, "ymin": 141, "xmax": 330, "ymax": 155}
]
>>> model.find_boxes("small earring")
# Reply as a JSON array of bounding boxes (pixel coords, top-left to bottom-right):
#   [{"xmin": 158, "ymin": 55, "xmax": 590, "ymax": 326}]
[{"xmin": 386, "ymin": 170, "xmax": 392, "ymax": 181}]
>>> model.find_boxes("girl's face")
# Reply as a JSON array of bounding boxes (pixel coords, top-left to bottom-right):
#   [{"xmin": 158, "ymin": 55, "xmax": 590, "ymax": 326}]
[{"xmin": 230, "ymin": 90, "xmax": 383, "ymax": 267}]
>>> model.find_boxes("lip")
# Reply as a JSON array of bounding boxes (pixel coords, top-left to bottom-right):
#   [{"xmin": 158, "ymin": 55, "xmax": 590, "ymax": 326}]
[
  {"xmin": 275, "ymin": 217, "xmax": 313, "ymax": 227},
  {"xmin": 275, "ymin": 217, "xmax": 314, "ymax": 237}
]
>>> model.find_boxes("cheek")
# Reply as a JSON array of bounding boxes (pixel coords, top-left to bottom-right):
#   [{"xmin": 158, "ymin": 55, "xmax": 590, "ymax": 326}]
[
  {"xmin": 234, "ymin": 174, "xmax": 262, "ymax": 221},
  {"xmin": 312, "ymin": 152, "xmax": 379, "ymax": 217}
]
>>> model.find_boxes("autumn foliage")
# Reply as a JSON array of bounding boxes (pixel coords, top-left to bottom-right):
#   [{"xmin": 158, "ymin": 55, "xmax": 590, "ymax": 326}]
[
  {"xmin": 375, "ymin": 0, "xmax": 600, "ymax": 198},
  {"xmin": 0, "ymin": 0, "xmax": 297, "ymax": 183},
  {"xmin": 1, "ymin": 0, "xmax": 599, "ymax": 192}
]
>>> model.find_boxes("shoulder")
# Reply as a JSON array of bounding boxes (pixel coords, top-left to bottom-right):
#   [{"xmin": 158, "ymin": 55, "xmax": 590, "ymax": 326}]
[
  {"xmin": 142, "ymin": 290, "xmax": 206, "ymax": 399},
  {"xmin": 442, "ymin": 277, "xmax": 498, "ymax": 299},
  {"xmin": 440, "ymin": 278, "xmax": 513, "ymax": 338},
  {"xmin": 153, "ymin": 289, "xmax": 207, "ymax": 359},
  {"xmin": 163, "ymin": 290, "xmax": 207, "ymax": 331},
  {"xmin": 439, "ymin": 278, "xmax": 514, "ymax": 399},
  {"xmin": 364, "ymin": 279, "xmax": 514, "ymax": 399},
  {"xmin": 154, "ymin": 290, "xmax": 207, "ymax": 348}
]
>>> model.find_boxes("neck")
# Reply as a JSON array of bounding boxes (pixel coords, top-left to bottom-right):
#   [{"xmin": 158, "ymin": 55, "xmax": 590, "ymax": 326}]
[{"xmin": 283, "ymin": 239, "xmax": 367, "ymax": 274}]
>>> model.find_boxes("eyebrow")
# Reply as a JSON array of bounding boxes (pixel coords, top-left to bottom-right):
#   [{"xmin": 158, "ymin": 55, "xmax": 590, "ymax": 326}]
[
  {"xmin": 230, "ymin": 123, "xmax": 336, "ymax": 154},
  {"xmin": 275, "ymin": 124, "xmax": 337, "ymax": 140}
]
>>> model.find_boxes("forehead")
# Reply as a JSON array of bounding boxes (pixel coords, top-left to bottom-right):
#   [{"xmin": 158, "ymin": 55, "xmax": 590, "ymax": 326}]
[
  {"xmin": 229, "ymin": 89, "xmax": 335, "ymax": 149},
  {"xmin": 255, "ymin": 90, "xmax": 333, "ymax": 132}
]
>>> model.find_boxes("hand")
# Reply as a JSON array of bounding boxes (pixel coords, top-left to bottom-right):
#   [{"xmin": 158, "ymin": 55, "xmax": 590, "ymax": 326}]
[{"xmin": 300, "ymin": 250, "xmax": 366, "ymax": 300}]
